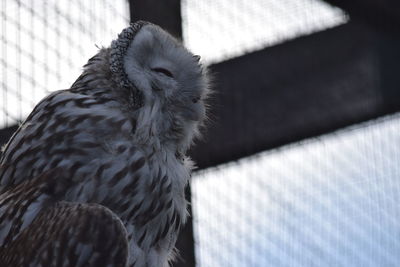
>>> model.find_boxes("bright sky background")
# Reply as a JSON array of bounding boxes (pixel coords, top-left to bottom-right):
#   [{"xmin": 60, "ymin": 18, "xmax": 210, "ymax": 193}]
[
  {"xmin": 182, "ymin": 0, "xmax": 348, "ymax": 63},
  {"xmin": 193, "ymin": 113, "xmax": 400, "ymax": 267},
  {"xmin": 0, "ymin": 0, "xmax": 129, "ymax": 128}
]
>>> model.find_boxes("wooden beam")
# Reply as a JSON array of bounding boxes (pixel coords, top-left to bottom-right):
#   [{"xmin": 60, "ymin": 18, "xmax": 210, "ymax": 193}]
[
  {"xmin": 323, "ymin": 0, "xmax": 400, "ymax": 32},
  {"xmin": 129, "ymin": 0, "xmax": 182, "ymax": 39},
  {"xmin": 189, "ymin": 21, "xmax": 400, "ymax": 169}
]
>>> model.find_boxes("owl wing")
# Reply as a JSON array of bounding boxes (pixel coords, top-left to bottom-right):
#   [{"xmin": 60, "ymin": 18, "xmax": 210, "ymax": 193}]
[
  {"xmin": 0, "ymin": 89, "xmax": 134, "ymax": 189},
  {"xmin": 0, "ymin": 201, "xmax": 129, "ymax": 267},
  {"xmin": 0, "ymin": 90, "xmax": 68, "ymax": 187},
  {"xmin": 0, "ymin": 168, "xmax": 129, "ymax": 267}
]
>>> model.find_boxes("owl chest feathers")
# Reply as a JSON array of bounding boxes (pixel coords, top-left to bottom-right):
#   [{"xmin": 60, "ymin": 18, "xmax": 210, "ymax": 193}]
[
  {"xmin": 75, "ymin": 112, "xmax": 191, "ymax": 265},
  {"xmin": 1, "ymin": 90, "xmax": 191, "ymax": 255},
  {"xmin": 53, "ymin": 92, "xmax": 192, "ymax": 252}
]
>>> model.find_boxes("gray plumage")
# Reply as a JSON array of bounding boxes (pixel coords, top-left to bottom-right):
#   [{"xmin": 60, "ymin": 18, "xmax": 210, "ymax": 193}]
[{"xmin": 0, "ymin": 21, "xmax": 210, "ymax": 267}]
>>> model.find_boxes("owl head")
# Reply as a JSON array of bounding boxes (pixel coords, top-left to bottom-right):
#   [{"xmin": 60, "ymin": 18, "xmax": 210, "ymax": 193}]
[{"xmin": 110, "ymin": 21, "xmax": 210, "ymax": 151}]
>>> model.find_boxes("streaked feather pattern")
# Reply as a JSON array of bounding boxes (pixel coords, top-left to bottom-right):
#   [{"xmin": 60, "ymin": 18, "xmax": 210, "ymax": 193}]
[{"xmin": 0, "ymin": 21, "xmax": 209, "ymax": 267}]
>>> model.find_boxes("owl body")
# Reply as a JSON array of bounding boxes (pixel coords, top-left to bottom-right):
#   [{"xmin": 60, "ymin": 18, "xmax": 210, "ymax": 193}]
[{"xmin": 0, "ymin": 22, "xmax": 208, "ymax": 267}]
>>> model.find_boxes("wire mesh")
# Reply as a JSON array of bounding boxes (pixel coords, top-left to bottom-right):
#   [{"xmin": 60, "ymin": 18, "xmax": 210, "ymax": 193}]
[
  {"xmin": 1, "ymin": 1, "xmax": 395, "ymax": 267},
  {"xmin": 192, "ymin": 113, "xmax": 400, "ymax": 267},
  {"xmin": 181, "ymin": 0, "xmax": 348, "ymax": 63},
  {"xmin": 0, "ymin": 0, "xmax": 129, "ymax": 128}
]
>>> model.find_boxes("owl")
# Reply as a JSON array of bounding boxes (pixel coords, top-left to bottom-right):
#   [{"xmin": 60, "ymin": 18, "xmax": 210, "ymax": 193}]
[{"xmin": 0, "ymin": 21, "xmax": 209, "ymax": 267}]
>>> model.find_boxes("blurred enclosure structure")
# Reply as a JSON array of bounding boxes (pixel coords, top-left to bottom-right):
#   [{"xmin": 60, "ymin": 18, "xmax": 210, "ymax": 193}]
[{"xmin": 1, "ymin": 0, "xmax": 400, "ymax": 266}]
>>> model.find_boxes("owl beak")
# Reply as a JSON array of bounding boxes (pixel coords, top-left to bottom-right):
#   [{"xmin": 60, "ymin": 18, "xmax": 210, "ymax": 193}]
[{"xmin": 184, "ymin": 105, "xmax": 205, "ymax": 122}]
